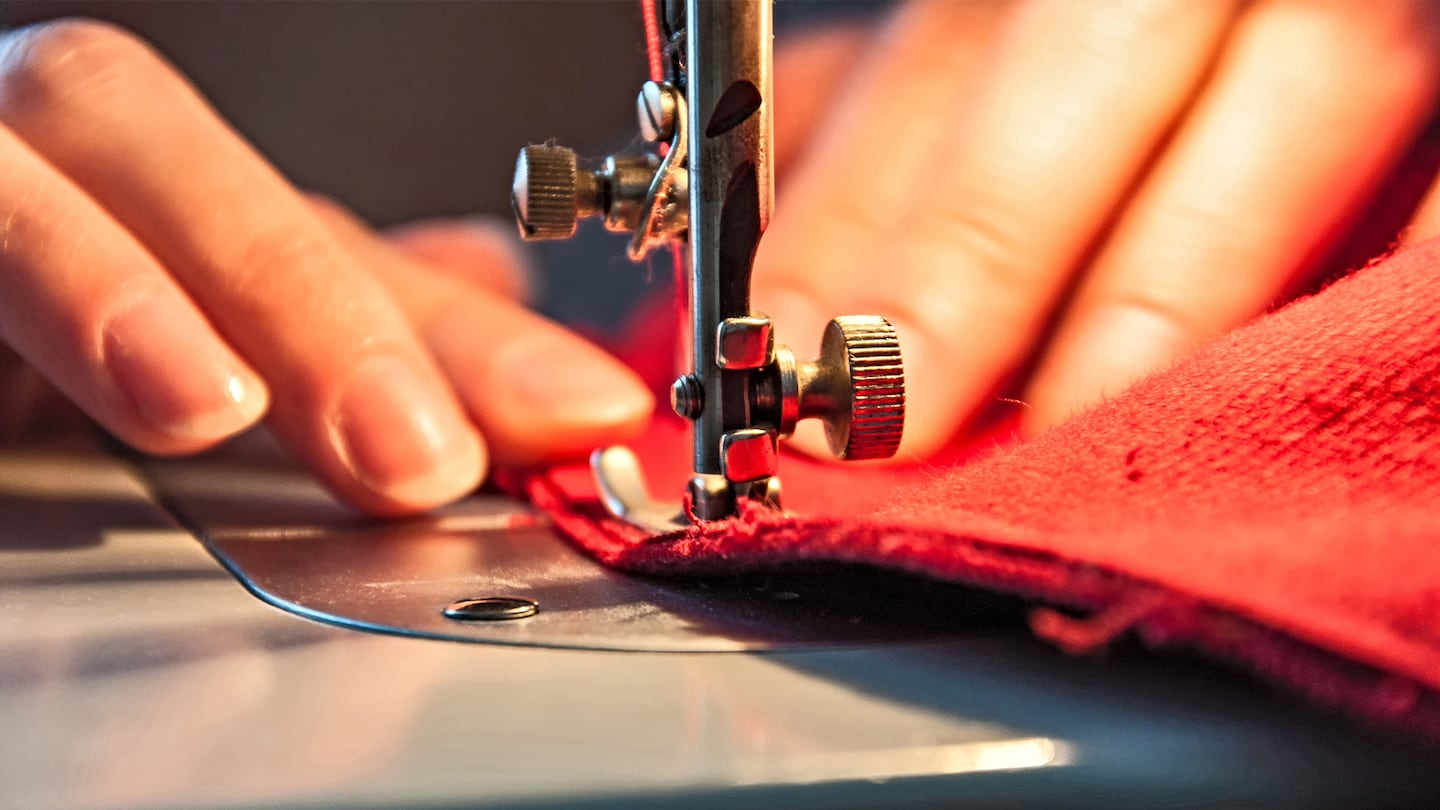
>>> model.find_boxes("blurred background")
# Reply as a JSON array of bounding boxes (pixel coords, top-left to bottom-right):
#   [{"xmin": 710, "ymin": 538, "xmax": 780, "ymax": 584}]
[
  {"xmin": 4, "ymin": 1, "xmax": 887, "ymax": 328},
  {"xmin": 9, "ymin": 1, "xmax": 649, "ymax": 224}
]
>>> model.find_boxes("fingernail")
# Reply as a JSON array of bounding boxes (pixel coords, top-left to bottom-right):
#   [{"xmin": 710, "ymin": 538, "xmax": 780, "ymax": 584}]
[
  {"xmin": 331, "ymin": 354, "xmax": 483, "ymax": 506},
  {"xmin": 103, "ymin": 294, "xmax": 268, "ymax": 442},
  {"xmin": 500, "ymin": 335, "xmax": 652, "ymax": 428}
]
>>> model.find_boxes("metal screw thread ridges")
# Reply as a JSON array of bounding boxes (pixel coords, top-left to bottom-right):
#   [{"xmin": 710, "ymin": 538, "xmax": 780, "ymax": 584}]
[
  {"xmin": 835, "ymin": 316, "xmax": 905, "ymax": 460},
  {"xmin": 514, "ymin": 145, "xmax": 580, "ymax": 239}
]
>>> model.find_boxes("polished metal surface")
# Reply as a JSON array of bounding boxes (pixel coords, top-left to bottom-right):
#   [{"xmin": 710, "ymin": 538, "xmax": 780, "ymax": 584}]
[
  {"xmin": 625, "ymin": 81, "xmax": 690, "ymax": 258},
  {"xmin": 139, "ymin": 434, "xmax": 1004, "ymax": 652},
  {"xmin": 683, "ymin": 0, "xmax": 774, "ymax": 520},
  {"xmin": 511, "ymin": 144, "xmax": 677, "ymax": 247},
  {"xmin": 714, "ymin": 315, "xmax": 773, "ymax": 370},
  {"xmin": 591, "ymin": 446, "xmax": 688, "ymax": 535},
  {"xmin": 718, "ymin": 427, "xmax": 778, "ymax": 482},
  {"xmin": 6, "ymin": 438, "xmax": 1440, "ymax": 809},
  {"xmin": 506, "ymin": 0, "xmax": 905, "ymax": 529}
]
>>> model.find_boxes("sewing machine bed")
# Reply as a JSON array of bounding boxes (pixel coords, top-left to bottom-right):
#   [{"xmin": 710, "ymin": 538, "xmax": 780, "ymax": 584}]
[{"xmin": 2, "ymin": 435, "xmax": 1438, "ymax": 810}]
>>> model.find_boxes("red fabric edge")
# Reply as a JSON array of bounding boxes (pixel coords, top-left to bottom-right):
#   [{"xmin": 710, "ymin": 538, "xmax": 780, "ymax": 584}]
[{"xmin": 514, "ymin": 471, "xmax": 1440, "ymax": 741}]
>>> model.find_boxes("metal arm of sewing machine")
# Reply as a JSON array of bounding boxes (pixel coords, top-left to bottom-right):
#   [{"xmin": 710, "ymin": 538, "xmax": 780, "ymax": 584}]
[{"xmin": 509, "ymin": 0, "xmax": 905, "ymax": 531}]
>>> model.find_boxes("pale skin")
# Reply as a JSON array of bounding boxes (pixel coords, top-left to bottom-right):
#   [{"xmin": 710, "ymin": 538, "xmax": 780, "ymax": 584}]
[{"xmin": 1, "ymin": 1, "xmax": 1438, "ymax": 515}]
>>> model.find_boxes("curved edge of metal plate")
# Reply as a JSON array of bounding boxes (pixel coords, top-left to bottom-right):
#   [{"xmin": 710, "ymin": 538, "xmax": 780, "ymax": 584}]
[{"xmin": 138, "ymin": 444, "xmax": 1022, "ymax": 653}]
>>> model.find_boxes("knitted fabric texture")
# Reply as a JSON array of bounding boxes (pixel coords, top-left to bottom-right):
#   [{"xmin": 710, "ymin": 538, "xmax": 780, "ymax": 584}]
[{"xmin": 516, "ymin": 238, "xmax": 1440, "ymax": 740}]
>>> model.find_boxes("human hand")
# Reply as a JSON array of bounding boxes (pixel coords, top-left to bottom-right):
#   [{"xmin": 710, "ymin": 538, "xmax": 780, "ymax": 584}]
[
  {"xmin": 0, "ymin": 20, "xmax": 652, "ymax": 514},
  {"xmin": 764, "ymin": 0, "xmax": 1440, "ymax": 456}
]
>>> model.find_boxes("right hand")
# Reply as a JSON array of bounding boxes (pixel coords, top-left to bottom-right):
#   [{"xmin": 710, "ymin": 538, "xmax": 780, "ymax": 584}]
[
  {"xmin": 764, "ymin": 0, "xmax": 1440, "ymax": 456},
  {"xmin": 0, "ymin": 20, "xmax": 653, "ymax": 515}
]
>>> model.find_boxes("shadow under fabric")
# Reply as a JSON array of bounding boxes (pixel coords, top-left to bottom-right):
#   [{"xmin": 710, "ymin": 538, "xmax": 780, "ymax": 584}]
[{"xmin": 503, "ymin": 238, "xmax": 1440, "ymax": 742}]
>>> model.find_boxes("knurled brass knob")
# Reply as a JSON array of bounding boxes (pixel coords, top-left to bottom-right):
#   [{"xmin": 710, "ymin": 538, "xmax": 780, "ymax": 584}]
[
  {"xmin": 812, "ymin": 316, "xmax": 905, "ymax": 460},
  {"xmin": 512, "ymin": 144, "xmax": 582, "ymax": 240}
]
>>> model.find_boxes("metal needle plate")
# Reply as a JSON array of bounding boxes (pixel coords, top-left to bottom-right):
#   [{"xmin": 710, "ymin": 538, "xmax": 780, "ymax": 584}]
[{"xmin": 138, "ymin": 434, "xmax": 1018, "ymax": 652}]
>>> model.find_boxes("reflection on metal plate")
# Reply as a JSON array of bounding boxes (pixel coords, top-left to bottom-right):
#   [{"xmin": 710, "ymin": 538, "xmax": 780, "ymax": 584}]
[{"xmin": 139, "ymin": 437, "xmax": 1023, "ymax": 652}]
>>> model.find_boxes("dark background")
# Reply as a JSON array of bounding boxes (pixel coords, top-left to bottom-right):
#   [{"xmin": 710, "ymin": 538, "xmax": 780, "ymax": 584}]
[
  {"xmin": 2, "ymin": 1, "xmax": 888, "ymax": 325},
  {"xmin": 6, "ymin": 1, "xmax": 650, "ymax": 226}
]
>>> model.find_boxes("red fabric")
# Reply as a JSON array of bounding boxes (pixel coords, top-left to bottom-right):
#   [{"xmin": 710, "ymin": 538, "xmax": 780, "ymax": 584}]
[{"xmin": 514, "ymin": 238, "xmax": 1440, "ymax": 740}]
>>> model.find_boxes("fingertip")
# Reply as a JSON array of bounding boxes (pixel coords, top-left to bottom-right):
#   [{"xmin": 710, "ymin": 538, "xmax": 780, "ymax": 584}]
[
  {"xmin": 99, "ymin": 291, "xmax": 271, "ymax": 455},
  {"xmin": 357, "ymin": 426, "xmax": 488, "ymax": 517},
  {"xmin": 1024, "ymin": 303, "xmax": 1189, "ymax": 433},
  {"xmin": 327, "ymin": 352, "xmax": 486, "ymax": 515},
  {"xmin": 578, "ymin": 362, "xmax": 655, "ymax": 434},
  {"xmin": 427, "ymin": 305, "xmax": 654, "ymax": 466},
  {"xmin": 486, "ymin": 338, "xmax": 654, "ymax": 465}
]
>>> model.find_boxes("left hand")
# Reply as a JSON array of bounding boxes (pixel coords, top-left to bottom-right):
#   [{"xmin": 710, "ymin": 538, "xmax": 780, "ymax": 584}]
[{"xmin": 0, "ymin": 205, "xmax": 647, "ymax": 474}]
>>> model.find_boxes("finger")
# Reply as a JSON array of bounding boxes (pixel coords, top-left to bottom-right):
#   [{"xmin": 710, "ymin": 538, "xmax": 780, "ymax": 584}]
[
  {"xmin": 762, "ymin": 0, "xmax": 1242, "ymax": 456},
  {"xmin": 755, "ymin": 0, "xmax": 1015, "ymax": 456},
  {"xmin": 0, "ymin": 123, "xmax": 267, "ymax": 452},
  {"xmin": 381, "ymin": 214, "xmax": 533, "ymax": 302},
  {"xmin": 0, "ymin": 20, "xmax": 482, "ymax": 513},
  {"xmin": 1027, "ymin": 0, "xmax": 1440, "ymax": 430},
  {"xmin": 1404, "ymin": 172, "xmax": 1440, "ymax": 245},
  {"xmin": 311, "ymin": 199, "xmax": 654, "ymax": 466},
  {"xmin": 886, "ymin": 0, "xmax": 1241, "ymax": 453},
  {"xmin": 773, "ymin": 21, "xmax": 872, "ymax": 179}
]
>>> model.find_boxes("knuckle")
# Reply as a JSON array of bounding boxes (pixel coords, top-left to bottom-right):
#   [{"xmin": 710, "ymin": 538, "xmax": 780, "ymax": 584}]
[
  {"xmin": 230, "ymin": 221, "xmax": 337, "ymax": 288},
  {"xmin": 1094, "ymin": 287, "xmax": 1211, "ymax": 346},
  {"xmin": 305, "ymin": 192, "xmax": 347, "ymax": 218},
  {"xmin": 1270, "ymin": 1, "xmax": 1440, "ymax": 67},
  {"xmin": 1092, "ymin": 214, "xmax": 1259, "ymax": 339},
  {"xmin": 822, "ymin": 188, "xmax": 892, "ymax": 241},
  {"xmin": 304, "ymin": 192, "xmax": 358, "ymax": 234},
  {"xmin": 1137, "ymin": 195, "xmax": 1261, "ymax": 277},
  {"xmin": 917, "ymin": 201, "xmax": 1034, "ymax": 313},
  {"xmin": 0, "ymin": 19, "xmax": 163, "ymax": 118}
]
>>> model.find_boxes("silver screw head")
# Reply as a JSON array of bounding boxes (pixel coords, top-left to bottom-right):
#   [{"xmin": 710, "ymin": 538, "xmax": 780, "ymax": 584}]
[
  {"xmin": 637, "ymin": 81, "xmax": 678, "ymax": 143},
  {"xmin": 443, "ymin": 597, "xmax": 539, "ymax": 621},
  {"xmin": 670, "ymin": 374, "xmax": 703, "ymax": 420}
]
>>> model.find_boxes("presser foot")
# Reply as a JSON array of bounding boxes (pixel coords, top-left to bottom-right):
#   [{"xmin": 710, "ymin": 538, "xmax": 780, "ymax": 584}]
[
  {"xmin": 591, "ymin": 447, "xmax": 687, "ymax": 535},
  {"xmin": 591, "ymin": 446, "xmax": 782, "ymax": 535}
]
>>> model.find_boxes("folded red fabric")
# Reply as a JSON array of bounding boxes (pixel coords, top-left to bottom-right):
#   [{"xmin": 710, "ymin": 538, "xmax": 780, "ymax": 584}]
[{"xmin": 516, "ymin": 238, "xmax": 1440, "ymax": 740}]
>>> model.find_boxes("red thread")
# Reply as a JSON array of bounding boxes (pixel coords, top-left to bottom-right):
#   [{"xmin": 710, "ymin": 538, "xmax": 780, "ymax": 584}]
[
  {"xmin": 641, "ymin": 0, "xmax": 682, "ymax": 288},
  {"xmin": 640, "ymin": 0, "xmax": 665, "ymax": 84}
]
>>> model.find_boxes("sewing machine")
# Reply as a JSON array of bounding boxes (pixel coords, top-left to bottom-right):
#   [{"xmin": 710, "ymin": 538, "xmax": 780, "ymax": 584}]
[
  {"xmin": 511, "ymin": 0, "xmax": 904, "ymax": 529},
  {"xmin": 3, "ymin": 1, "xmax": 1439, "ymax": 807}
]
